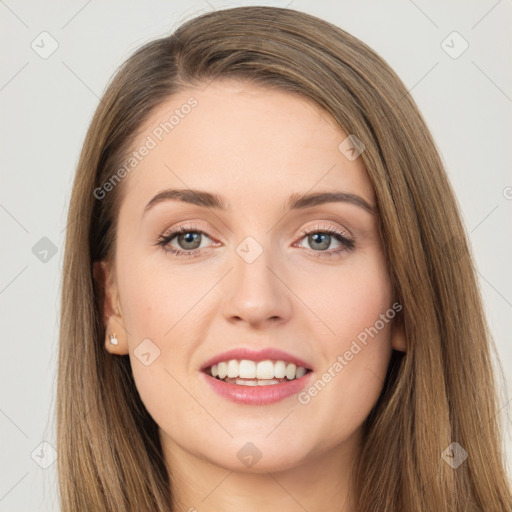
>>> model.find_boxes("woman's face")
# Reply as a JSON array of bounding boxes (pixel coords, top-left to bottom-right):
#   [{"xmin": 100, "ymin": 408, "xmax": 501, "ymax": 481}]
[{"xmin": 97, "ymin": 80, "xmax": 405, "ymax": 473}]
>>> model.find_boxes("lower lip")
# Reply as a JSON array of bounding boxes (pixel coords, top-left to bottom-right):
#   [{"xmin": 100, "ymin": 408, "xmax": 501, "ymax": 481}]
[{"xmin": 201, "ymin": 371, "xmax": 314, "ymax": 405}]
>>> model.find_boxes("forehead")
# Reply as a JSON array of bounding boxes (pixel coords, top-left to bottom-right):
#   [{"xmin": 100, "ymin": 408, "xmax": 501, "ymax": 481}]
[{"xmin": 119, "ymin": 79, "xmax": 375, "ymax": 214}]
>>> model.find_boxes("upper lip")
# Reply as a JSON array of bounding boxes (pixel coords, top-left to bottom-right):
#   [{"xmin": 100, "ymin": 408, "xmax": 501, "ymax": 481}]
[{"xmin": 200, "ymin": 347, "xmax": 313, "ymax": 371}]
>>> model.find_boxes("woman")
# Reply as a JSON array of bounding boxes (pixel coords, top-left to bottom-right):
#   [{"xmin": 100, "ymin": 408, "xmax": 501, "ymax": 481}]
[{"xmin": 57, "ymin": 6, "xmax": 512, "ymax": 511}]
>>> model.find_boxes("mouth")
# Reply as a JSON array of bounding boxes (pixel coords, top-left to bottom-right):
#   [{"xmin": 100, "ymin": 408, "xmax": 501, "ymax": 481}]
[
  {"xmin": 200, "ymin": 347, "xmax": 314, "ymax": 404},
  {"xmin": 203, "ymin": 358, "xmax": 313, "ymax": 386}
]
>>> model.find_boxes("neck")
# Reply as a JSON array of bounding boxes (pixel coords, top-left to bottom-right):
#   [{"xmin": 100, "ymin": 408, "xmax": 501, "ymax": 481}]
[{"xmin": 160, "ymin": 430, "xmax": 360, "ymax": 512}]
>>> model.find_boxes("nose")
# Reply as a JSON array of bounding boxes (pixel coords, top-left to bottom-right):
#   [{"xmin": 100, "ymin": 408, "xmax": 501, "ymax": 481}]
[{"xmin": 222, "ymin": 241, "xmax": 293, "ymax": 329}]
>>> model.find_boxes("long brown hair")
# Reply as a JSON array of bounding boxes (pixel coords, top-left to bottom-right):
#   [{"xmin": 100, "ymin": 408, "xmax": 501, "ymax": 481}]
[{"xmin": 57, "ymin": 6, "xmax": 512, "ymax": 511}]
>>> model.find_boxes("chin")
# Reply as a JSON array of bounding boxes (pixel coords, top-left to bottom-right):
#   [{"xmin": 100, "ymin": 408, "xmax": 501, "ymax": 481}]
[{"xmin": 192, "ymin": 435, "xmax": 315, "ymax": 474}]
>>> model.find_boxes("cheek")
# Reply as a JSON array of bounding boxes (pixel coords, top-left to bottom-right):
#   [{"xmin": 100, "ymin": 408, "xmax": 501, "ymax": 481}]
[
  {"xmin": 297, "ymin": 314, "xmax": 394, "ymax": 456},
  {"xmin": 117, "ymin": 251, "xmax": 198, "ymax": 340},
  {"xmin": 294, "ymin": 250, "xmax": 393, "ymax": 346},
  {"xmin": 294, "ymin": 254, "xmax": 394, "ymax": 438},
  {"xmin": 116, "ymin": 252, "xmax": 211, "ymax": 429}
]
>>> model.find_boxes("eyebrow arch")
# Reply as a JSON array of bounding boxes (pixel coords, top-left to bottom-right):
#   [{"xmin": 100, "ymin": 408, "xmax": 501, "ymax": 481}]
[
  {"xmin": 143, "ymin": 189, "xmax": 229, "ymax": 215},
  {"xmin": 286, "ymin": 191, "xmax": 377, "ymax": 215},
  {"xmin": 143, "ymin": 188, "xmax": 377, "ymax": 216}
]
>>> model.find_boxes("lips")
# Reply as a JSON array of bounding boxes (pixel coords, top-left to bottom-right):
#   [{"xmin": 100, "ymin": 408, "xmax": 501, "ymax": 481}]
[{"xmin": 200, "ymin": 347, "xmax": 314, "ymax": 405}]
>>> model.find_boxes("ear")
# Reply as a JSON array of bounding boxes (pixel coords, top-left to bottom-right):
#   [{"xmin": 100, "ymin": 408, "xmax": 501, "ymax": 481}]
[
  {"xmin": 93, "ymin": 260, "xmax": 129, "ymax": 355},
  {"xmin": 390, "ymin": 310, "xmax": 407, "ymax": 352}
]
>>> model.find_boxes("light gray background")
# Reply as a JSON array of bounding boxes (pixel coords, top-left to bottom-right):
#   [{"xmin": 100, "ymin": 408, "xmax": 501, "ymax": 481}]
[{"xmin": 1, "ymin": 1, "xmax": 511, "ymax": 510}]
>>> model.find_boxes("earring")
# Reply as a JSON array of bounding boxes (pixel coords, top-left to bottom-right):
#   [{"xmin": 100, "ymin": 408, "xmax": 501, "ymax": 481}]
[{"xmin": 109, "ymin": 333, "xmax": 119, "ymax": 346}]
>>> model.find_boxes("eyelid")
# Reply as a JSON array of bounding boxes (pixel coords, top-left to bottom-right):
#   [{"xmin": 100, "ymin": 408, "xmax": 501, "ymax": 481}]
[
  {"xmin": 157, "ymin": 223, "xmax": 217, "ymax": 249},
  {"xmin": 297, "ymin": 221, "xmax": 353, "ymax": 239},
  {"xmin": 159, "ymin": 220, "xmax": 351, "ymax": 241},
  {"xmin": 160, "ymin": 221, "xmax": 216, "ymax": 239}
]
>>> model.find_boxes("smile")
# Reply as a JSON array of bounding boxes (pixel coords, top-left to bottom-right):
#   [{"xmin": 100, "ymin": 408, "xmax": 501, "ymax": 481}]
[
  {"xmin": 200, "ymin": 348, "xmax": 314, "ymax": 405},
  {"xmin": 205, "ymin": 359, "xmax": 311, "ymax": 386}
]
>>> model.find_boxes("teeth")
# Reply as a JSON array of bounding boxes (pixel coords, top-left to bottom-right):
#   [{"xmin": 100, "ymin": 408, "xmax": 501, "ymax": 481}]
[
  {"xmin": 227, "ymin": 360, "xmax": 238, "ymax": 378},
  {"xmin": 218, "ymin": 362, "xmax": 227, "ymax": 379},
  {"xmin": 256, "ymin": 360, "xmax": 273, "ymax": 379},
  {"xmin": 296, "ymin": 366, "xmax": 307, "ymax": 378},
  {"xmin": 274, "ymin": 360, "xmax": 286, "ymax": 378},
  {"xmin": 209, "ymin": 359, "xmax": 309, "ymax": 381},
  {"xmin": 285, "ymin": 363, "xmax": 296, "ymax": 380},
  {"xmin": 239, "ymin": 359, "xmax": 256, "ymax": 378},
  {"xmin": 232, "ymin": 378, "xmax": 280, "ymax": 386}
]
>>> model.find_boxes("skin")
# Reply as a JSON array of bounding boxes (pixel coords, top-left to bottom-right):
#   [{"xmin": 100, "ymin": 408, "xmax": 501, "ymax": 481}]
[{"xmin": 95, "ymin": 80, "xmax": 406, "ymax": 512}]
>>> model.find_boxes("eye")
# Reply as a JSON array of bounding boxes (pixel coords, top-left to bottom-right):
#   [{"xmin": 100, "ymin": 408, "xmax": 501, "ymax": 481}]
[
  {"xmin": 295, "ymin": 225, "xmax": 355, "ymax": 257},
  {"xmin": 156, "ymin": 224, "xmax": 217, "ymax": 258},
  {"xmin": 155, "ymin": 223, "xmax": 355, "ymax": 259}
]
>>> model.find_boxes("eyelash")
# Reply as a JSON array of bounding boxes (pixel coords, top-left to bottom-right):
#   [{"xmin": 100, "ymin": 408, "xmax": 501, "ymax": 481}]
[{"xmin": 155, "ymin": 223, "xmax": 355, "ymax": 259}]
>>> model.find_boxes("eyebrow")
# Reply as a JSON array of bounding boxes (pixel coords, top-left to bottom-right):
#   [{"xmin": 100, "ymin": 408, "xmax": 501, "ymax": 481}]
[{"xmin": 143, "ymin": 188, "xmax": 377, "ymax": 216}]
